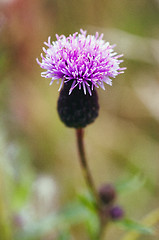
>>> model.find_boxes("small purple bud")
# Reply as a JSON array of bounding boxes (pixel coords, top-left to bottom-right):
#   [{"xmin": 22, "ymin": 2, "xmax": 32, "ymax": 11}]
[
  {"xmin": 109, "ymin": 206, "xmax": 124, "ymax": 220},
  {"xmin": 99, "ymin": 184, "xmax": 116, "ymax": 205}
]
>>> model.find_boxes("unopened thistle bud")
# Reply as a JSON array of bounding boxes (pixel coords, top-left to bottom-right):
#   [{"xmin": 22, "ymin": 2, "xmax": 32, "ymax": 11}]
[
  {"xmin": 99, "ymin": 184, "xmax": 116, "ymax": 205},
  {"xmin": 109, "ymin": 205, "xmax": 124, "ymax": 220}
]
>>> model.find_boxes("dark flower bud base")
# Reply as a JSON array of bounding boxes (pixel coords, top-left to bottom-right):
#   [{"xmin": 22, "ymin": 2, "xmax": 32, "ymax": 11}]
[
  {"xmin": 57, "ymin": 82, "xmax": 99, "ymax": 128},
  {"xmin": 99, "ymin": 184, "xmax": 116, "ymax": 205}
]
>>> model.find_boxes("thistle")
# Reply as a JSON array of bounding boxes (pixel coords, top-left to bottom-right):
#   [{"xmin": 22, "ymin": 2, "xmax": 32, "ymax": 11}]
[
  {"xmin": 37, "ymin": 29, "xmax": 125, "ymax": 127},
  {"xmin": 37, "ymin": 29, "xmax": 125, "ymax": 94},
  {"xmin": 37, "ymin": 29, "xmax": 125, "ymax": 239}
]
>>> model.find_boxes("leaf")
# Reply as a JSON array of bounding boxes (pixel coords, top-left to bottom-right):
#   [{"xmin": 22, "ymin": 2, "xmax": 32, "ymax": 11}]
[
  {"xmin": 115, "ymin": 175, "xmax": 145, "ymax": 194},
  {"xmin": 85, "ymin": 212, "xmax": 100, "ymax": 240},
  {"xmin": 59, "ymin": 201, "xmax": 89, "ymax": 225},
  {"xmin": 121, "ymin": 208, "xmax": 159, "ymax": 240},
  {"xmin": 117, "ymin": 218, "xmax": 154, "ymax": 235},
  {"xmin": 77, "ymin": 191, "xmax": 96, "ymax": 211}
]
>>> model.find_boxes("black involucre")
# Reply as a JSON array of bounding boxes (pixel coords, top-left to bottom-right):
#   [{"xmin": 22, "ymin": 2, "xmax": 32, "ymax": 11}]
[{"xmin": 57, "ymin": 82, "xmax": 99, "ymax": 128}]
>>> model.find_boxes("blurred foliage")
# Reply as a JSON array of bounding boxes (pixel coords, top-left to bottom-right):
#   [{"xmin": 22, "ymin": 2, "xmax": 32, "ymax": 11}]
[{"xmin": 0, "ymin": 0, "xmax": 159, "ymax": 239}]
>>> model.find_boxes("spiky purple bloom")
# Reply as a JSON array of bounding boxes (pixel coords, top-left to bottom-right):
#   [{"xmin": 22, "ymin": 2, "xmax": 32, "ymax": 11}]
[{"xmin": 37, "ymin": 29, "xmax": 126, "ymax": 95}]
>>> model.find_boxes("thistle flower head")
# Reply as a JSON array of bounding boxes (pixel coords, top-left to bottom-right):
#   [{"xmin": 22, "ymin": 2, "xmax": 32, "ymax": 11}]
[{"xmin": 37, "ymin": 29, "xmax": 126, "ymax": 95}]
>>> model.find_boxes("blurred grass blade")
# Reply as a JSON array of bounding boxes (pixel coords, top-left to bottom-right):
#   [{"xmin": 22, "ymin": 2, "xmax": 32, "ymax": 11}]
[
  {"xmin": 115, "ymin": 175, "xmax": 145, "ymax": 194},
  {"xmin": 121, "ymin": 208, "xmax": 159, "ymax": 240},
  {"xmin": 117, "ymin": 218, "xmax": 154, "ymax": 235},
  {"xmin": 77, "ymin": 191, "xmax": 96, "ymax": 211}
]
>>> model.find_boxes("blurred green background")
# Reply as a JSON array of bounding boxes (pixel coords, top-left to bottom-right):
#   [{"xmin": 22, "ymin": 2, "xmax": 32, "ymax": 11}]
[{"xmin": 0, "ymin": 0, "xmax": 159, "ymax": 239}]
